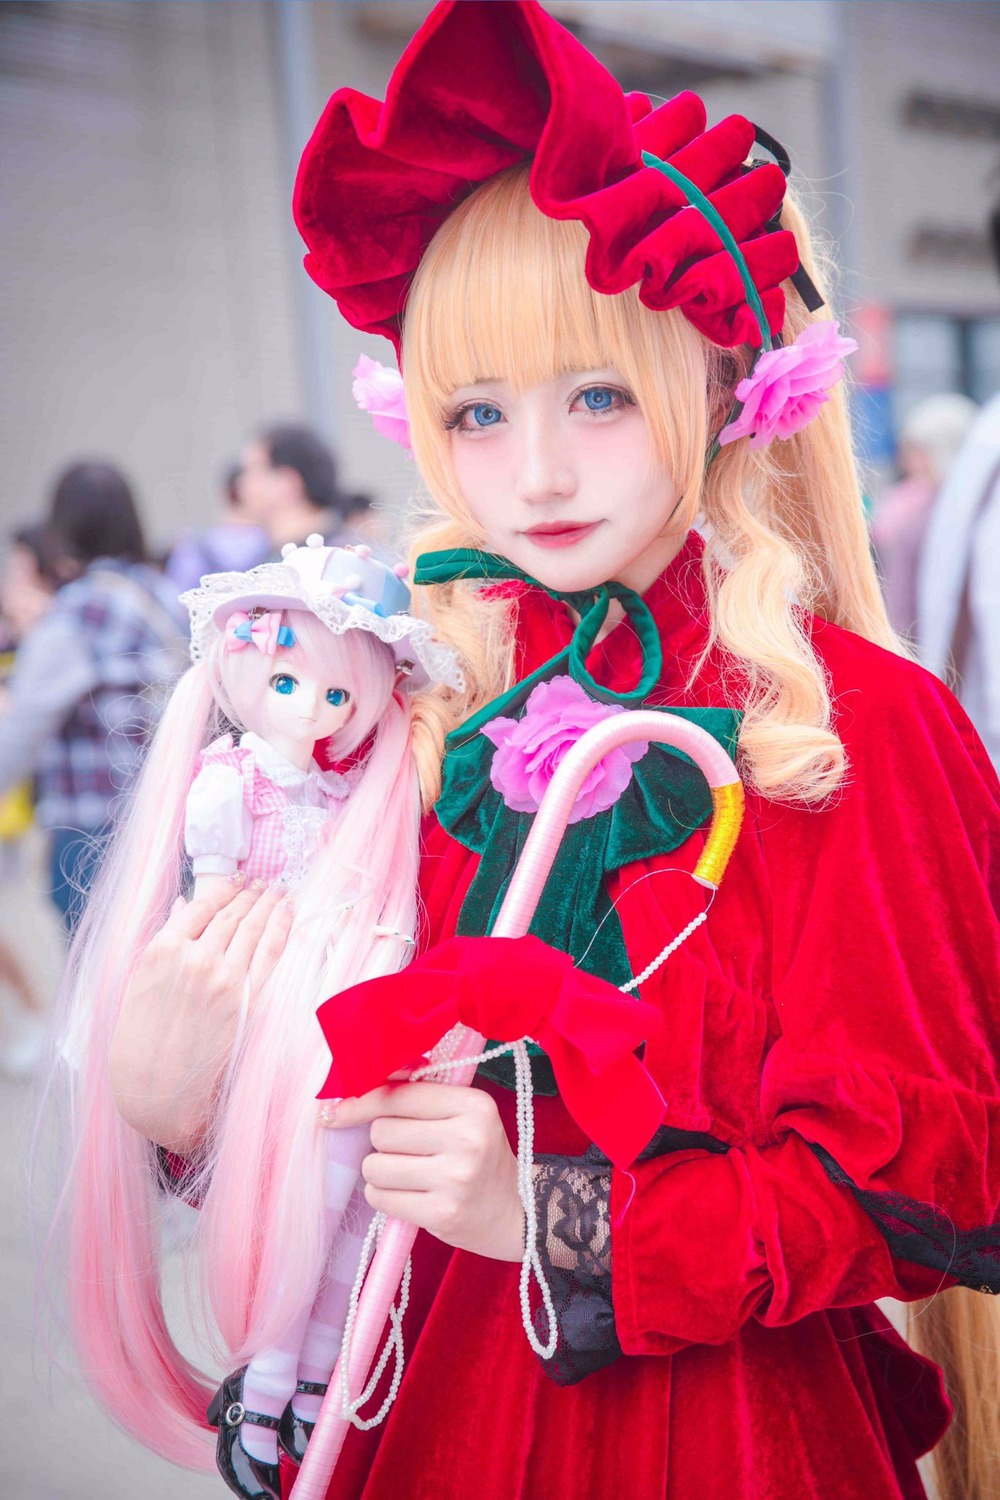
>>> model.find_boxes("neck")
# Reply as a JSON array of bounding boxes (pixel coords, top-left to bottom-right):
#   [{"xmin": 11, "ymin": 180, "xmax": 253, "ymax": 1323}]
[
  {"xmin": 270, "ymin": 504, "xmax": 328, "ymax": 548},
  {"xmin": 575, "ymin": 525, "xmax": 688, "ymax": 643},
  {"xmin": 249, "ymin": 730, "xmax": 315, "ymax": 774}
]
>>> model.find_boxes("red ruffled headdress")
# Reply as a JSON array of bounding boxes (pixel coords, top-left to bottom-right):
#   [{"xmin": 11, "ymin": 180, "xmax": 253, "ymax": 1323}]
[{"xmin": 294, "ymin": 0, "xmax": 802, "ymax": 356}]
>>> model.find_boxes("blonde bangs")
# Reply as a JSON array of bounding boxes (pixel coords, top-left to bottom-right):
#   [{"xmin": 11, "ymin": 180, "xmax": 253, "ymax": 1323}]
[{"xmin": 401, "ymin": 165, "xmax": 708, "ymax": 515}]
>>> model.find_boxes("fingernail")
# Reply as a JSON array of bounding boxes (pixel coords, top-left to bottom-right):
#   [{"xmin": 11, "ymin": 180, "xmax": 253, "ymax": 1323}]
[
  {"xmin": 250, "ymin": 878, "xmax": 267, "ymax": 891},
  {"xmin": 280, "ymin": 894, "xmax": 295, "ymax": 912},
  {"xmin": 231, "ymin": 870, "xmax": 246, "ymax": 887},
  {"xmin": 318, "ymin": 1102, "xmax": 338, "ymax": 1126}
]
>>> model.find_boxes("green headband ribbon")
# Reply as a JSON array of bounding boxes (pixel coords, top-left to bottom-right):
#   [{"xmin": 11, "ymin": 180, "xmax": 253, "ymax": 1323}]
[
  {"xmin": 641, "ymin": 150, "xmax": 774, "ymax": 465},
  {"xmin": 413, "ymin": 548, "xmax": 663, "ymax": 741}
]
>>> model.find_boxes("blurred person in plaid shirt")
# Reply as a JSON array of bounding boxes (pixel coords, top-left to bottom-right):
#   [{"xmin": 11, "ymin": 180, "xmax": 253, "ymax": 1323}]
[{"xmin": 0, "ymin": 461, "xmax": 186, "ymax": 933}]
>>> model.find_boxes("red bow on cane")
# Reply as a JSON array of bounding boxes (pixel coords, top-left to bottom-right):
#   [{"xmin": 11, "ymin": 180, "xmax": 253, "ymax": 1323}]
[{"xmin": 316, "ymin": 935, "xmax": 666, "ymax": 1169}]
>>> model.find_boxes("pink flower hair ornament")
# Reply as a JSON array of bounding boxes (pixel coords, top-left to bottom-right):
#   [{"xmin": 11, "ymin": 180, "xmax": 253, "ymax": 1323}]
[
  {"xmin": 352, "ymin": 353, "xmax": 412, "ymax": 458},
  {"xmin": 482, "ymin": 675, "xmax": 649, "ymax": 825},
  {"xmin": 717, "ymin": 320, "xmax": 858, "ymax": 450}
]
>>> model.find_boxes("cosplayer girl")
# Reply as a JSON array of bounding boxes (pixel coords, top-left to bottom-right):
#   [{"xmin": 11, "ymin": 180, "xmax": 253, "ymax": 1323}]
[
  {"xmin": 98, "ymin": 4, "xmax": 1000, "ymax": 1498},
  {"xmin": 57, "ymin": 540, "xmax": 461, "ymax": 1499}
]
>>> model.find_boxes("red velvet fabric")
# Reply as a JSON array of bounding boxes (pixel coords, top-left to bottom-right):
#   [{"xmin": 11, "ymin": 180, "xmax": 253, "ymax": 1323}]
[
  {"xmin": 319, "ymin": 532, "xmax": 1000, "ymax": 1498},
  {"xmin": 317, "ymin": 934, "xmax": 665, "ymax": 1169},
  {"xmin": 293, "ymin": 0, "xmax": 798, "ymax": 356}
]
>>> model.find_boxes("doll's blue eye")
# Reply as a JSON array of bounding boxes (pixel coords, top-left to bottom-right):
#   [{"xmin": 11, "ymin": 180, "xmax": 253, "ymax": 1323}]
[
  {"xmin": 582, "ymin": 386, "xmax": 615, "ymax": 411},
  {"xmin": 470, "ymin": 403, "xmax": 502, "ymax": 427},
  {"xmin": 326, "ymin": 687, "xmax": 350, "ymax": 707},
  {"xmin": 270, "ymin": 674, "xmax": 296, "ymax": 696}
]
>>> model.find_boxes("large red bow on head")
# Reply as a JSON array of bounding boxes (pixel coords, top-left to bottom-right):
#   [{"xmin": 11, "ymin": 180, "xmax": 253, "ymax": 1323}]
[
  {"xmin": 316, "ymin": 934, "xmax": 666, "ymax": 1170},
  {"xmin": 295, "ymin": 0, "xmax": 797, "ymax": 354}
]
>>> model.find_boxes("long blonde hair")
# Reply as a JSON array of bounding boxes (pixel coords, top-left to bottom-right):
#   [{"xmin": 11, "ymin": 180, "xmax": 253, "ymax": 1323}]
[{"xmin": 399, "ymin": 162, "xmax": 1000, "ymax": 1498}]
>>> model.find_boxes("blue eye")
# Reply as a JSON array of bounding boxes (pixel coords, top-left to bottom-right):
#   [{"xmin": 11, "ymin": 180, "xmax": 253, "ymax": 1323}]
[
  {"xmin": 270, "ymin": 674, "xmax": 296, "ymax": 696},
  {"xmin": 470, "ymin": 403, "xmax": 502, "ymax": 427},
  {"xmin": 582, "ymin": 386, "xmax": 615, "ymax": 411},
  {"xmin": 326, "ymin": 687, "xmax": 350, "ymax": 707}
]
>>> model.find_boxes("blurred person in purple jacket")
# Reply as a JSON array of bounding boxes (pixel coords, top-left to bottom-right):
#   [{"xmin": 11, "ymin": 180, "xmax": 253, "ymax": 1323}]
[
  {"xmin": 0, "ymin": 462, "xmax": 186, "ymax": 933},
  {"xmin": 165, "ymin": 460, "xmax": 269, "ymax": 594},
  {"xmin": 871, "ymin": 392, "xmax": 978, "ymax": 640}
]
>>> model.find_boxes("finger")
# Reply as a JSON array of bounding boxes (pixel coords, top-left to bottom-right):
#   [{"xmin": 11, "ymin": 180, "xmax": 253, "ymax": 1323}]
[
  {"xmin": 168, "ymin": 877, "xmax": 250, "ymax": 941},
  {"xmin": 201, "ymin": 882, "xmax": 272, "ymax": 952},
  {"xmin": 237, "ymin": 888, "xmax": 294, "ymax": 981},
  {"xmin": 328, "ymin": 1081, "xmax": 478, "ymax": 1128},
  {"xmin": 362, "ymin": 1151, "xmax": 437, "ymax": 1192},
  {"xmin": 369, "ymin": 1115, "xmax": 454, "ymax": 1156},
  {"xmin": 361, "ymin": 1183, "xmax": 431, "ymax": 1229}
]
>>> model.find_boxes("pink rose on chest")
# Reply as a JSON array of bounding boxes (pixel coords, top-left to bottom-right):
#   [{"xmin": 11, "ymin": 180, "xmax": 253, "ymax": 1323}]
[{"xmin": 482, "ymin": 675, "xmax": 648, "ymax": 825}]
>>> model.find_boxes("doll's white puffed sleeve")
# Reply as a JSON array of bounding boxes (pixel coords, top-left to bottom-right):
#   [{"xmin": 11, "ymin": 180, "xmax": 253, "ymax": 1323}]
[{"xmin": 184, "ymin": 761, "xmax": 252, "ymax": 877}]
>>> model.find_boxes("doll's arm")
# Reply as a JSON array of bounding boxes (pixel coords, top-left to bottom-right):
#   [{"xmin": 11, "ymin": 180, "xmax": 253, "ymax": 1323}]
[{"xmin": 185, "ymin": 761, "xmax": 252, "ymax": 892}]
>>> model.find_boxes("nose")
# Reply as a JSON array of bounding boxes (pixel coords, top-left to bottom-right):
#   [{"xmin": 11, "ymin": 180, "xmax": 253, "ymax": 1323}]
[
  {"xmin": 297, "ymin": 683, "xmax": 322, "ymax": 720},
  {"xmin": 514, "ymin": 407, "xmax": 576, "ymax": 507}
]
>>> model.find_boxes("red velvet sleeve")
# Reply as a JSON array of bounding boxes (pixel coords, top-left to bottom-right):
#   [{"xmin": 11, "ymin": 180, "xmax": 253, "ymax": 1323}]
[{"xmin": 612, "ymin": 639, "xmax": 1000, "ymax": 1356}]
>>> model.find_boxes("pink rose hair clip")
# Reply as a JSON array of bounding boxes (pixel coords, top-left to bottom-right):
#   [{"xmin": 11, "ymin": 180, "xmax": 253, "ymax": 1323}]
[
  {"xmin": 718, "ymin": 319, "xmax": 858, "ymax": 451},
  {"xmin": 352, "ymin": 354, "xmax": 412, "ymax": 458}
]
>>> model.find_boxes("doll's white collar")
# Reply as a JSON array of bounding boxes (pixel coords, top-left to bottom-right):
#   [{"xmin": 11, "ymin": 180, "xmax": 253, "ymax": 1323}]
[{"xmin": 240, "ymin": 731, "xmax": 349, "ymax": 795}]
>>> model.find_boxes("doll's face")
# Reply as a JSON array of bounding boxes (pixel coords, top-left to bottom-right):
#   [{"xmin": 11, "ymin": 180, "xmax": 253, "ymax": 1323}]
[
  {"xmin": 444, "ymin": 368, "xmax": 686, "ymax": 595},
  {"xmin": 252, "ymin": 656, "xmax": 355, "ymax": 771}
]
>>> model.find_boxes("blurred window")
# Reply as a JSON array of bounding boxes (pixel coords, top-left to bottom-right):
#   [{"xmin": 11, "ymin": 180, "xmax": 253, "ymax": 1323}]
[{"xmin": 894, "ymin": 313, "xmax": 1000, "ymax": 425}]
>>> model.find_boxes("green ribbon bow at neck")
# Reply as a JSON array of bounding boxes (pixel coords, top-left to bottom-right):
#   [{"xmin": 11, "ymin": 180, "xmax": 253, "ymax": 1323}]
[
  {"xmin": 414, "ymin": 547, "xmax": 741, "ymax": 1096},
  {"xmin": 413, "ymin": 548, "xmax": 664, "ymax": 741}
]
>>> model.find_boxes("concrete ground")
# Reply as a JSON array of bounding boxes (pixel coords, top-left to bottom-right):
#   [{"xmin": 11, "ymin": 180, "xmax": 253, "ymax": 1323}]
[{"xmin": 0, "ymin": 834, "xmax": 221, "ymax": 1499}]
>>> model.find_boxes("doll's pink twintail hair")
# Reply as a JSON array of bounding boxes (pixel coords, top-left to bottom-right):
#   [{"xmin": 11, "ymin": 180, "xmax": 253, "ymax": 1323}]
[{"xmin": 51, "ymin": 610, "xmax": 424, "ymax": 1469}]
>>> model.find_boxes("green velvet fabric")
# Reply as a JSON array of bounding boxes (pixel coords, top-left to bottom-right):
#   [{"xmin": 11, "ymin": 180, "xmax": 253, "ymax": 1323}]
[
  {"xmin": 413, "ymin": 548, "xmax": 664, "ymax": 718},
  {"xmin": 435, "ymin": 677, "xmax": 741, "ymax": 1093}
]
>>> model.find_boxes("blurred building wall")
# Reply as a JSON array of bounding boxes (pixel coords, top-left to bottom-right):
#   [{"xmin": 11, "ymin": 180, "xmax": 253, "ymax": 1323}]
[
  {"xmin": 1, "ymin": 0, "xmax": 998, "ymax": 551},
  {"xmin": 0, "ymin": 0, "xmax": 305, "ymax": 548}
]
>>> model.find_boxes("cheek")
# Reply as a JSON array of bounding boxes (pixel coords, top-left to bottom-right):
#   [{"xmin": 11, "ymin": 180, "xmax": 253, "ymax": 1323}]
[
  {"xmin": 318, "ymin": 698, "xmax": 354, "ymax": 737},
  {"xmin": 450, "ymin": 440, "xmax": 507, "ymax": 534}
]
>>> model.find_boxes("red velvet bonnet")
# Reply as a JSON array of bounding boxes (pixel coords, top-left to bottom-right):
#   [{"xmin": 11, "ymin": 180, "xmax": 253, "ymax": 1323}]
[{"xmin": 293, "ymin": 0, "xmax": 801, "ymax": 357}]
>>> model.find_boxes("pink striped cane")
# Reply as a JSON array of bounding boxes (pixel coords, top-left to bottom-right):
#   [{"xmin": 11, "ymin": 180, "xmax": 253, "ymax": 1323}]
[{"xmin": 291, "ymin": 710, "xmax": 744, "ymax": 1498}]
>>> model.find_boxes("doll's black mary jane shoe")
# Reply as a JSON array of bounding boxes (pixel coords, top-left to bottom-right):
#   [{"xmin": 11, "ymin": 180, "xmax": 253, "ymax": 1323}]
[
  {"xmin": 277, "ymin": 1378, "xmax": 329, "ymax": 1465},
  {"xmin": 207, "ymin": 1367, "xmax": 282, "ymax": 1500}
]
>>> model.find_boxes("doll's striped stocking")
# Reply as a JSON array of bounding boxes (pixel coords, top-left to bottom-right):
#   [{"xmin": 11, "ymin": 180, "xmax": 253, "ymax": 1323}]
[{"xmin": 237, "ymin": 1123, "xmax": 371, "ymax": 1464}]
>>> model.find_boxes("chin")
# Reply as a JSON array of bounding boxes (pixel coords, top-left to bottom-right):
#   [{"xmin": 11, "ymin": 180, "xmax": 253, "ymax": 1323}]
[{"xmin": 513, "ymin": 544, "xmax": 625, "ymax": 594}]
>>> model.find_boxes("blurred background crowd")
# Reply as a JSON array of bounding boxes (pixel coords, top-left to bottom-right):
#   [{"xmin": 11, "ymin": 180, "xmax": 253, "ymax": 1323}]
[
  {"xmin": 1, "ymin": 0, "xmax": 999, "ymax": 1081},
  {"xmin": 0, "ymin": 3, "xmax": 998, "ymax": 1493}
]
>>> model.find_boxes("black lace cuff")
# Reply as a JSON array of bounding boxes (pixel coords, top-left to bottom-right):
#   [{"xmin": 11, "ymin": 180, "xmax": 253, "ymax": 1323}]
[
  {"xmin": 810, "ymin": 1143, "xmax": 1000, "ymax": 1295},
  {"xmin": 531, "ymin": 1148, "xmax": 623, "ymax": 1385}
]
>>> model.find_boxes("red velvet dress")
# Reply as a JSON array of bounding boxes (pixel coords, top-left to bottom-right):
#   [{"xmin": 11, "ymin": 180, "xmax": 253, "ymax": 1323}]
[{"xmin": 321, "ymin": 533, "xmax": 1000, "ymax": 1500}]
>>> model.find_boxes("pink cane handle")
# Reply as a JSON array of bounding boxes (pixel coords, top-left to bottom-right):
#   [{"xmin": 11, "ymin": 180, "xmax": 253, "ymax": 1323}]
[{"xmin": 292, "ymin": 711, "xmax": 742, "ymax": 1495}]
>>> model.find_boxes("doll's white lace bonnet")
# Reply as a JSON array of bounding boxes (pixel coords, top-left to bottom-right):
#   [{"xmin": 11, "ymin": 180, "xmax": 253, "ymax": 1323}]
[{"xmin": 181, "ymin": 534, "xmax": 463, "ymax": 692}]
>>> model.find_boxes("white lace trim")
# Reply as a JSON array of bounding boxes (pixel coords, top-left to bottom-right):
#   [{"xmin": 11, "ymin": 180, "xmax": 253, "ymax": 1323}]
[
  {"xmin": 278, "ymin": 803, "xmax": 334, "ymax": 887},
  {"xmin": 181, "ymin": 564, "xmax": 464, "ymax": 691},
  {"xmin": 240, "ymin": 731, "xmax": 354, "ymax": 800}
]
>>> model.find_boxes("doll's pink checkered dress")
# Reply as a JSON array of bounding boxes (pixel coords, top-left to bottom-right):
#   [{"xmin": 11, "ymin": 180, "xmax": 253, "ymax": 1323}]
[{"xmin": 184, "ymin": 732, "xmax": 354, "ymax": 887}]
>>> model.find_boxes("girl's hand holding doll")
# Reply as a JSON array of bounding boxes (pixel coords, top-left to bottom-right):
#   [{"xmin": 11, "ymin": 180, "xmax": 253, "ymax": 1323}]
[
  {"xmin": 108, "ymin": 877, "xmax": 293, "ymax": 1152},
  {"xmin": 325, "ymin": 1081, "xmax": 525, "ymax": 1262}
]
